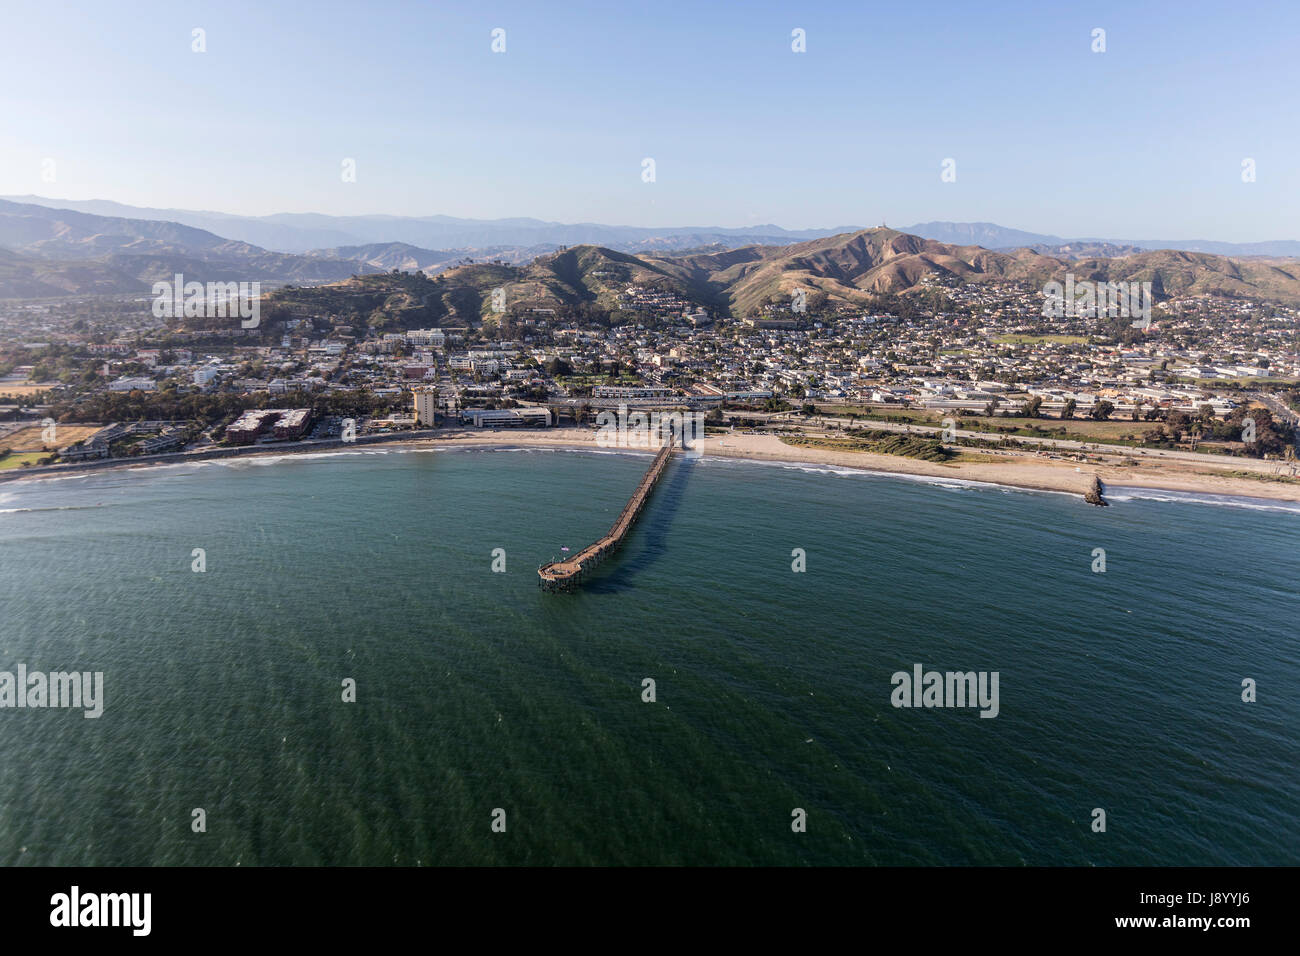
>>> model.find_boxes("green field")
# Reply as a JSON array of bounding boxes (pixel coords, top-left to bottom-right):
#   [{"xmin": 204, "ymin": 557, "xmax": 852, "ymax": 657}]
[
  {"xmin": 992, "ymin": 334, "xmax": 1090, "ymax": 345},
  {"xmin": 558, "ymin": 375, "xmax": 642, "ymax": 388},
  {"xmin": 1173, "ymin": 376, "xmax": 1300, "ymax": 388},
  {"xmin": 815, "ymin": 404, "xmax": 1198, "ymax": 449},
  {"xmin": 1220, "ymin": 469, "xmax": 1300, "ymax": 485},
  {"xmin": 818, "ymin": 405, "xmax": 936, "ymax": 425},
  {"xmin": 0, "ymin": 451, "xmax": 48, "ymax": 470},
  {"xmin": 956, "ymin": 414, "xmax": 1142, "ymax": 441}
]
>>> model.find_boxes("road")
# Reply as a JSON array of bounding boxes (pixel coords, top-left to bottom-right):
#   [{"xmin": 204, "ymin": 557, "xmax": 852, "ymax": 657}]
[
  {"xmin": 758, "ymin": 410, "xmax": 1292, "ymax": 472},
  {"xmin": 1249, "ymin": 390, "xmax": 1300, "ymax": 429}
]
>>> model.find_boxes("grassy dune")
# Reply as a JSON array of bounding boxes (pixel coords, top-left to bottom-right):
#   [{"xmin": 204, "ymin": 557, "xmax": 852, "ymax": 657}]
[{"xmin": 782, "ymin": 430, "xmax": 954, "ymax": 462}]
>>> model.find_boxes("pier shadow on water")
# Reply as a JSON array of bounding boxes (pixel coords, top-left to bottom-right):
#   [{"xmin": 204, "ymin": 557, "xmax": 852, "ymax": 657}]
[{"xmin": 584, "ymin": 456, "xmax": 694, "ymax": 594}]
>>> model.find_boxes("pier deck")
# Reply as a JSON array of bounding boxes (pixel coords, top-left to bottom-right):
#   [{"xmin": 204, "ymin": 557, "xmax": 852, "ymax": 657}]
[{"xmin": 538, "ymin": 439, "xmax": 676, "ymax": 591}]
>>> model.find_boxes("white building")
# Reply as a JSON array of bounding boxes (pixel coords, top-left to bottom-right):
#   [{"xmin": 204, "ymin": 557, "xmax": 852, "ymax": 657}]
[
  {"xmin": 460, "ymin": 407, "xmax": 551, "ymax": 428},
  {"xmin": 592, "ymin": 385, "xmax": 673, "ymax": 399},
  {"xmin": 407, "ymin": 329, "xmax": 446, "ymax": 348},
  {"xmin": 109, "ymin": 376, "xmax": 156, "ymax": 392},
  {"xmin": 413, "ymin": 387, "xmax": 439, "ymax": 426}
]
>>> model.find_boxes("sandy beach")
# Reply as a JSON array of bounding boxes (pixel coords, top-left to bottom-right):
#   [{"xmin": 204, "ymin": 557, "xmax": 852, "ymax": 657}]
[
  {"xmin": 6, "ymin": 425, "xmax": 1300, "ymax": 504},
  {"xmin": 432, "ymin": 427, "xmax": 1300, "ymax": 503}
]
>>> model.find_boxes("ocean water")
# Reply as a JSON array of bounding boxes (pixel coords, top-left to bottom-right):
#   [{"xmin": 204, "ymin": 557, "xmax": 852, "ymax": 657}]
[{"xmin": 0, "ymin": 446, "xmax": 1296, "ymax": 866}]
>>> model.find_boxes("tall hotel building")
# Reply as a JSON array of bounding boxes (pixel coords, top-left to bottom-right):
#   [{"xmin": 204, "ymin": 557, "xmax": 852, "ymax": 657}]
[{"xmin": 413, "ymin": 387, "xmax": 439, "ymax": 426}]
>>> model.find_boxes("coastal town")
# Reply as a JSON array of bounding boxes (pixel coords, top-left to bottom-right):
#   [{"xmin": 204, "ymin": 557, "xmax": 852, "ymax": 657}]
[
  {"xmin": 2, "ymin": 270, "xmax": 1298, "ymax": 482},
  {"xmin": 4, "ymin": 0, "xmax": 1298, "ymax": 893}
]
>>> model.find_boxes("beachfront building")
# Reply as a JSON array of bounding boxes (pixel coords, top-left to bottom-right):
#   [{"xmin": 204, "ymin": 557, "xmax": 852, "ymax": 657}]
[
  {"xmin": 225, "ymin": 410, "xmax": 278, "ymax": 444},
  {"xmin": 459, "ymin": 407, "xmax": 551, "ymax": 428},
  {"xmin": 225, "ymin": 408, "xmax": 311, "ymax": 444},
  {"xmin": 58, "ymin": 441, "xmax": 110, "ymax": 461},
  {"xmin": 413, "ymin": 387, "xmax": 439, "ymax": 426},
  {"xmin": 271, "ymin": 408, "xmax": 313, "ymax": 440}
]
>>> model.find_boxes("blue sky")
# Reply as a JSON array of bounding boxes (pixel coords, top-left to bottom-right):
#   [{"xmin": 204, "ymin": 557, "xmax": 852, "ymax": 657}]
[{"xmin": 1, "ymin": 0, "xmax": 1297, "ymax": 239}]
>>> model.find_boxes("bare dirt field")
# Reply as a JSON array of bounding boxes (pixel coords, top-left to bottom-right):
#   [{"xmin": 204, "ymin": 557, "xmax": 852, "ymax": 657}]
[
  {"xmin": 4, "ymin": 424, "xmax": 101, "ymax": 451},
  {"xmin": 0, "ymin": 382, "xmax": 61, "ymax": 397}
]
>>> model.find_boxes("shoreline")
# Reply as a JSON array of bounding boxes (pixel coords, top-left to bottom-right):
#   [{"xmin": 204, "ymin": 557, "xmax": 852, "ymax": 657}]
[
  {"xmin": 4, "ymin": 427, "xmax": 1300, "ymax": 506},
  {"xmin": 426, "ymin": 430, "xmax": 1300, "ymax": 505}
]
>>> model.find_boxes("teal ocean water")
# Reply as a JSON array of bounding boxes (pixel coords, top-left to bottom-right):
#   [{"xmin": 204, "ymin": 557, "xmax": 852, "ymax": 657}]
[{"xmin": 1, "ymin": 446, "xmax": 1297, "ymax": 866}]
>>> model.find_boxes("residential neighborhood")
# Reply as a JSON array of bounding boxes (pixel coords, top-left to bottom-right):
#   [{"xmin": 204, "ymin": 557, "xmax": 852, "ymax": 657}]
[{"xmin": 3, "ymin": 271, "xmax": 1299, "ymax": 471}]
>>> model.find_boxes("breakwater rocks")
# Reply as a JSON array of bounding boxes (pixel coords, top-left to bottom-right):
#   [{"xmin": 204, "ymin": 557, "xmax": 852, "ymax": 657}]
[{"xmin": 1084, "ymin": 474, "xmax": 1110, "ymax": 507}]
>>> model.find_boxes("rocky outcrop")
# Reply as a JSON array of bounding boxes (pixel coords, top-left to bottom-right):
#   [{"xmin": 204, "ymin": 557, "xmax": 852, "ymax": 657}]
[{"xmin": 1084, "ymin": 475, "xmax": 1109, "ymax": 506}]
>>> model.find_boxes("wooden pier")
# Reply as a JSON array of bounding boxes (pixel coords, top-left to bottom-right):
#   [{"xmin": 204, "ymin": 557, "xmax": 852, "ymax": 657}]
[{"xmin": 538, "ymin": 439, "xmax": 676, "ymax": 591}]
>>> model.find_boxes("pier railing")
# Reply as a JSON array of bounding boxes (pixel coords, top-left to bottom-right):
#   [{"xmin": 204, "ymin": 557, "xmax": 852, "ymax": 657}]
[{"xmin": 538, "ymin": 438, "xmax": 676, "ymax": 591}]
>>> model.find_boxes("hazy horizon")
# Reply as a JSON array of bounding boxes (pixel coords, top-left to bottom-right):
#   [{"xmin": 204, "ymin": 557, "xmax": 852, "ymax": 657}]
[
  {"xmin": 8, "ymin": 194, "xmax": 1300, "ymax": 249},
  {"xmin": 2, "ymin": 0, "xmax": 1298, "ymax": 241}
]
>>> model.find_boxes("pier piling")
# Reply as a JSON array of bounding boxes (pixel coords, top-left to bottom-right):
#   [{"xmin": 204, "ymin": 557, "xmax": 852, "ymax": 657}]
[{"xmin": 538, "ymin": 438, "xmax": 677, "ymax": 591}]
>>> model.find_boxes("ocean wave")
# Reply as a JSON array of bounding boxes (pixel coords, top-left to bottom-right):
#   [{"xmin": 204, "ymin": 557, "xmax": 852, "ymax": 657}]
[
  {"xmin": 1105, "ymin": 487, "xmax": 1300, "ymax": 515},
  {"xmin": 6, "ymin": 442, "xmax": 1297, "ymax": 517},
  {"xmin": 91, "ymin": 461, "xmax": 202, "ymax": 476},
  {"xmin": 698, "ymin": 455, "xmax": 1300, "ymax": 513},
  {"xmin": 450, "ymin": 444, "xmax": 653, "ymax": 460},
  {"xmin": 209, "ymin": 449, "xmax": 403, "ymax": 467},
  {"xmin": 0, "ymin": 504, "xmax": 104, "ymax": 515},
  {"xmin": 696, "ymin": 455, "xmax": 1076, "ymax": 496},
  {"xmin": 0, "ymin": 471, "xmax": 90, "ymax": 485}
]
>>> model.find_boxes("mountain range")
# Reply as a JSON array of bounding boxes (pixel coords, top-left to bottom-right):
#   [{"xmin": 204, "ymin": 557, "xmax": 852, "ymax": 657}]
[
  {"xmin": 519, "ymin": 232, "xmax": 1300, "ymax": 315},
  {"xmin": 8, "ymin": 196, "xmax": 1300, "ymax": 258},
  {"xmin": 904, "ymin": 221, "xmax": 1300, "ymax": 258},
  {"xmin": 0, "ymin": 199, "xmax": 379, "ymax": 298},
  {"xmin": 3, "ymin": 197, "xmax": 1300, "ymax": 311},
  {"xmin": 0, "ymin": 195, "xmax": 841, "ymax": 257},
  {"xmin": 257, "ymin": 229, "xmax": 1300, "ymax": 334}
]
